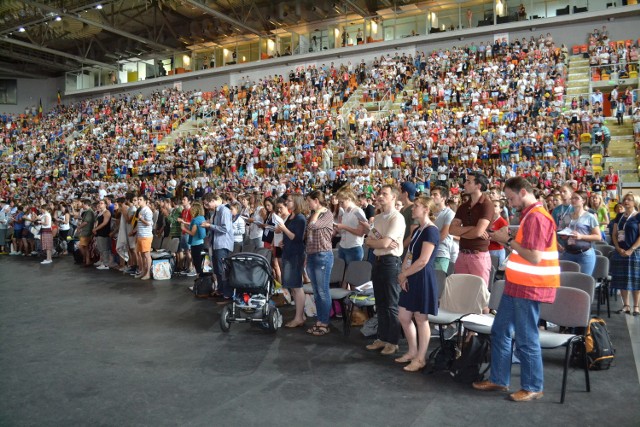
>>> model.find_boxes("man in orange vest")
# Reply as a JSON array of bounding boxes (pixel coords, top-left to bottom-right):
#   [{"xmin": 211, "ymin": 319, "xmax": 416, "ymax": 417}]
[{"xmin": 473, "ymin": 176, "xmax": 560, "ymax": 402}]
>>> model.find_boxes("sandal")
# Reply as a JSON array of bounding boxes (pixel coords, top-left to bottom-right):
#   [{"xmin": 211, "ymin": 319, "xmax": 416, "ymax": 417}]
[
  {"xmin": 394, "ymin": 354, "xmax": 416, "ymax": 364},
  {"xmin": 634, "ymin": 306, "xmax": 640, "ymax": 317},
  {"xmin": 617, "ymin": 305, "xmax": 631, "ymax": 314},
  {"xmin": 306, "ymin": 325, "xmax": 330, "ymax": 336},
  {"xmin": 285, "ymin": 320, "xmax": 305, "ymax": 328}
]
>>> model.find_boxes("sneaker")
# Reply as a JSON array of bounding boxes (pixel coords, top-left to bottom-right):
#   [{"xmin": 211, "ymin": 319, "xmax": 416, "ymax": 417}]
[
  {"xmin": 40, "ymin": 259, "xmax": 52, "ymax": 265},
  {"xmin": 94, "ymin": 261, "xmax": 102, "ymax": 266},
  {"xmin": 186, "ymin": 270, "xmax": 197, "ymax": 277},
  {"xmin": 129, "ymin": 270, "xmax": 140, "ymax": 276},
  {"xmin": 96, "ymin": 265, "xmax": 110, "ymax": 270}
]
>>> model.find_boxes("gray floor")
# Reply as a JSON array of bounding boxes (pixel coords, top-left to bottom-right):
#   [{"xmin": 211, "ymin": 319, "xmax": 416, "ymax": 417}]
[{"xmin": 1, "ymin": 255, "xmax": 639, "ymax": 427}]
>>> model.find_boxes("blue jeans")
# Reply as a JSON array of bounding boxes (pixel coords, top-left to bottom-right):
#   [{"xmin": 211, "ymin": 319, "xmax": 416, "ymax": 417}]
[
  {"xmin": 560, "ymin": 248, "xmax": 595, "ymax": 276},
  {"xmin": 489, "ymin": 248, "xmax": 506, "ymax": 267},
  {"xmin": 338, "ymin": 245, "xmax": 363, "ymax": 265},
  {"xmin": 490, "ymin": 294, "xmax": 544, "ymax": 392},
  {"xmin": 211, "ymin": 248, "xmax": 231, "ymax": 298},
  {"xmin": 307, "ymin": 251, "xmax": 334, "ymax": 324}
]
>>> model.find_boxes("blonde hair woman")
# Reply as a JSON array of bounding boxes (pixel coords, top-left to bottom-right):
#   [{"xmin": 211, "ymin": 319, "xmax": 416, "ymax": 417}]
[
  {"xmin": 335, "ymin": 188, "xmax": 368, "ymax": 264},
  {"xmin": 395, "ymin": 195, "xmax": 439, "ymax": 372}
]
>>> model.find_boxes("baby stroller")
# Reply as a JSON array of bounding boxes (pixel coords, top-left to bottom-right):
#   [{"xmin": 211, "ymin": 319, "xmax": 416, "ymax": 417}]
[{"xmin": 220, "ymin": 252, "xmax": 281, "ymax": 333}]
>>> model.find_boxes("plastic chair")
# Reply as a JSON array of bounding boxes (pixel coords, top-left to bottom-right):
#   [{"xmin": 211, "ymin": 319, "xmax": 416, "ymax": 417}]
[
  {"xmin": 430, "ymin": 274, "xmax": 489, "ymax": 350},
  {"xmin": 595, "ymin": 244, "xmax": 615, "ymax": 258},
  {"xmin": 539, "ymin": 287, "xmax": 591, "ymax": 403},
  {"xmin": 334, "ymin": 260, "xmax": 372, "ymax": 336},
  {"xmin": 461, "ymin": 280, "xmax": 506, "ymax": 336},
  {"xmin": 561, "ymin": 271, "xmax": 596, "ymax": 304},
  {"xmin": 559, "ymin": 260, "xmax": 581, "ymax": 272},
  {"xmin": 592, "ymin": 255, "xmax": 611, "ymax": 317}
]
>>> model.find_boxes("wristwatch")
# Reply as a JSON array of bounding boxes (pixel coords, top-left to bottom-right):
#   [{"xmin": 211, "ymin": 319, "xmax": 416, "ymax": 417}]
[{"xmin": 505, "ymin": 237, "xmax": 514, "ymax": 248}]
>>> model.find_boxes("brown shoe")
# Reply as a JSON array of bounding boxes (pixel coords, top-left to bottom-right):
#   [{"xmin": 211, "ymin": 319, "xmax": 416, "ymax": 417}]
[
  {"xmin": 380, "ymin": 343, "xmax": 399, "ymax": 355},
  {"xmin": 403, "ymin": 359, "xmax": 426, "ymax": 372},
  {"xmin": 366, "ymin": 339, "xmax": 386, "ymax": 351},
  {"xmin": 472, "ymin": 380, "xmax": 509, "ymax": 392},
  {"xmin": 509, "ymin": 390, "xmax": 544, "ymax": 402}
]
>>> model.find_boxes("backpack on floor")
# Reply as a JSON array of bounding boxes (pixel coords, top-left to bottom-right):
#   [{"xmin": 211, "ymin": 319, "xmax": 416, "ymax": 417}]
[
  {"xmin": 427, "ymin": 338, "xmax": 460, "ymax": 373},
  {"xmin": 450, "ymin": 334, "xmax": 491, "ymax": 383},
  {"xmin": 193, "ymin": 273, "xmax": 213, "ymax": 298},
  {"xmin": 572, "ymin": 317, "xmax": 615, "ymax": 370}
]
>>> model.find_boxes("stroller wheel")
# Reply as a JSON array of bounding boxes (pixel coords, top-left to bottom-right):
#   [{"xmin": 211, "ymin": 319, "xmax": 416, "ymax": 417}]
[
  {"xmin": 267, "ymin": 307, "xmax": 280, "ymax": 333},
  {"xmin": 220, "ymin": 304, "xmax": 231, "ymax": 332}
]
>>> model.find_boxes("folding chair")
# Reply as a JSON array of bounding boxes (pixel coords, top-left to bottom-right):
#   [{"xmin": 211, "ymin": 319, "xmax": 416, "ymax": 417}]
[
  {"xmin": 539, "ymin": 287, "xmax": 591, "ymax": 403},
  {"xmin": 592, "ymin": 255, "xmax": 611, "ymax": 317},
  {"xmin": 594, "ymin": 244, "xmax": 614, "ymax": 258},
  {"xmin": 559, "ymin": 260, "xmax": 581, "ymax": 272}
]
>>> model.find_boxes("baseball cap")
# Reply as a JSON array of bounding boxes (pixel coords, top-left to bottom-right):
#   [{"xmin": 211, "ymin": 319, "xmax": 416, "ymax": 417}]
[{"xmin": 401, "ymin": 182, "xmax": 417, "ymax": 201}]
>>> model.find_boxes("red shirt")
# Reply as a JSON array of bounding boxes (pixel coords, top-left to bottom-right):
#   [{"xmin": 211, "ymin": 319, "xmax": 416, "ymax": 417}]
[
  {"xmin": 180, "ymin": 208, "xmax": 192, "ymax": 235},
  {"xmin": 488, "ymin": 216, "xmax": 509, "ymax": 250},
  {"xmin": 605, "ymin": 173, "xmax": 618, "ymax": 190}
]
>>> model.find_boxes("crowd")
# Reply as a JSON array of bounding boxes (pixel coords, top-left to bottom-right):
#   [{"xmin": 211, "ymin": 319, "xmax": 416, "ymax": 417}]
[{"xmin": 2, "ymin": 27, "xmax": 640, "ymax": 400}]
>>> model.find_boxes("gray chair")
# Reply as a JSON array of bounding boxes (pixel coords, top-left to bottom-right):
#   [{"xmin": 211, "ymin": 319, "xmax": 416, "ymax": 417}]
[
  {"xmin": 151, "ymin": 235, "xmax": 163, "ymax": 251},
  {"xmin": 592, "ymin": 255, "xmax": 611, "ymax": 317},
  {"xmin": 560, "ymin": 271, "xmax": 596, "ymax": 305},
  {"xmin": 462, "ymin": 280, "xmax": 506, "ymax": 336},
  {"xmin": 559, "ymin": 260, "xmax": 581, "ymax": 272},
  {"xmin": 255, "ymin": 247, "xmax": 272, "ymax": 264},
  {"xmin": 539, "ymin": 287, "xmax": 591, "ymax": 403},
  {"xmin": 595, "ymin": 244, "xmax": 615, "ymax": 258},
  {"xmin": 430, "ymin": 274, "xmax": 488, "ymax": 350},
  {"xmin": 594, "ymin": 249, "xmax": 602, "ymax": 256},
  {"xmin": 339, "ymin": 260, "xmax": 373, "ymax": 336}
]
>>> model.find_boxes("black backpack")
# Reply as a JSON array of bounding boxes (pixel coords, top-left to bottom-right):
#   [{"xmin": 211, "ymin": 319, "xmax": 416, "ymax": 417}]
[
  {"xmin": 572, "ymin": 317, "xmax": 615, "ymax": 370},
  {"xmin": 193, "ymin": 273, "xmax": 214, "ymax": 298},
  {"xmin": 450, "ymin": 334, "xmax": 491, "ymax": 383},
  {"xmin": 427, "ymin": 338, "xmax": 460, "ymax": 373}
]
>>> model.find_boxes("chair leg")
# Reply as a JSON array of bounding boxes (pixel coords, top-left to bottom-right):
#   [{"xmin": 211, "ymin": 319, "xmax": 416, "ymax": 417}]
[
  {"xmin": 561, "ymin": 339, "xmax": 574, "ymax": 404},
  {"xmin": 596, "ymin": 287, "xmax": 601, "ymax": 316},
  {"xmin": 605, "ymin": 283, "xmax": 610, "ymax": 318},
  {"xmin": 582, "ymin": 338, "xmax": 591, "ymax": 393},
  {"xmin": 340, "ymin": 299, "xmax": 350, "ymax": 337}
]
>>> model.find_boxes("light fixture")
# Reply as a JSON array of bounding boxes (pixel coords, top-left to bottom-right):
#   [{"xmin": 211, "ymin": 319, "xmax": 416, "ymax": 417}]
[
  {"xmin": 18, "ymin": 27, "xmax": 25, "ymax": 32},
  {"xmin": 55, "ymin": 16, "xmax": 61, "ymax": 21},
  {"xmin": 96, "ymin": 4, "xmax": 103, "ymax": 9},
  {"xmin": 371, "ymin": 21, "xmax": 378, "ymax": 32}
]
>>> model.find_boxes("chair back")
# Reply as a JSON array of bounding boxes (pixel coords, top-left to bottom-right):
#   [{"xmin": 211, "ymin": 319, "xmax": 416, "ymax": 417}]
[
  {"xmin": 161, "ymin": 237, "xmax": 174, "ymax": 251},
  {"xmin": 594, "ymin": 249, "xmax": 602, "ymax": 256},
  {"xmin": 440, "ymin": 274, "xmax": 489, "ymax": 314},
  {"xmin": 152, "ymin": 236, "xmax": 163, "ymax": 250},
  {"xmin": 595, "ymin": 244, "xmax": 615, "ymax": 258},
  {"xmin": 591, "ymin": 255, "xmax": 609, "ymax": 282},
  {"xmin": 330, "ymin": 257, "xmax": 346, "ymax": 286},
  {"xmin": 540, "ymin": 287, "xmax": 591, "ymax": 328},
  {"xmin": 255, "ymin": 247, "xmax": 272, "ymax": 264},
  {"xmin": 343, "ymin": 260, "xmax": 372, "ymax": 288},
  {"xmin": 489, "ymin": 280, "xmax": 505, "ymax": 311},
  {"xmin": 560, "ymin": 271, "xmax": 596, "ymax": 303},
  {"xmin": 559, "ymin": 260, "xmax": 581, "ymax": 272},
  {"xmin": 167, "ymin": 238, "xmax": 180, "ymax": 254}
]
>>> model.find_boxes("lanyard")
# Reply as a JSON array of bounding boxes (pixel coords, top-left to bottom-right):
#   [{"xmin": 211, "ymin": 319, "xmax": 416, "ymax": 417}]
[
  {"xmin": 618, "ymin": 211, "xmax": 638, "ymax": 232},
  {"xmin": 410, "ymin": 224, "xmax": 429, "ymax": 255}
]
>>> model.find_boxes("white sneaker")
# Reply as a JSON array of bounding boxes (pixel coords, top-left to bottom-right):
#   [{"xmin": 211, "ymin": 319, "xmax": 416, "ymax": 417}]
[
  {"xmin": 96, "ymin": 264, "xmax": 110, "ymax": 270},
  {"xmin": 40, "ymin": 259, "xmax": 52, "ymax": 265},
  {"xmin": 94, "ymin": 261, "xmax": 103, "ymax": 266}
]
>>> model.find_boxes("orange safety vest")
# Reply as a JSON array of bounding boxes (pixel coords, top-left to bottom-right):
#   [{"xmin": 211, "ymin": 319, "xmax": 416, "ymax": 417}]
[{"xmin": 505, "ymin": 204, "xmax": 560, "ymax": 288}]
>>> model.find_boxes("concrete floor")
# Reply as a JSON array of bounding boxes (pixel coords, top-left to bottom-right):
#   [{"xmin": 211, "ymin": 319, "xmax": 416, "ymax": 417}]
[{"xmin": 1, "ymin": 255, "xmax": 639, "ymax": 426}]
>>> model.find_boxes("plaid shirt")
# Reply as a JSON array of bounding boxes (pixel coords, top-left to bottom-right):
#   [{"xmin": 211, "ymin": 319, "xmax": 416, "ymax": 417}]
[{"xmin": 305, "ymin": 209, "xmax": 334, "ymax": 254}]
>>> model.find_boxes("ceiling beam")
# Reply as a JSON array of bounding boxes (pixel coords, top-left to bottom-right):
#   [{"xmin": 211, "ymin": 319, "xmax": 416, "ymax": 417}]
[
  {"xmin": 0, "ymin": 50, "xmax": 76, "ymax": 71},
  {"xmin": 183, "ymin": 0, "xmax": 264, "ymax": 38},
  {"xmin": 0, "ymin": 64, "xmax": 48, "ymax": 79},
  {"xmin": 0, "ymin": 37, "xmax": 117, "ymax": 70},
  {"xmin": 343, "ymin": 0, "xmax": 374, "ymax": 18},
  {"xmin": 21, "ymin": 0, "xmax": 176, "ymax": 53}
]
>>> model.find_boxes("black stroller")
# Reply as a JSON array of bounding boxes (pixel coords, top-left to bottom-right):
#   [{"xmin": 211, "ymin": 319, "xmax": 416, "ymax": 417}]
[{"xmin": 220, "ymin": 252, "xmax": 281, "ymax": 333}]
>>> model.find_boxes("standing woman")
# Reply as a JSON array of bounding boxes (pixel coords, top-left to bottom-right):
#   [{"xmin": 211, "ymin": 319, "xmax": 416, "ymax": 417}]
[
  {"xmin": 334, "ymin": 188, "xmax": 368, "ymax": 264},
  {"xmin": 181, "ymin": 201, "xmax": 206, "ymax": 276},
  {"xmin": 488, "ymin": 199, "xmax": 509, "ymax": 267},
  {"xmin": 305, "ymin": 190, "xmax": 335, "ymax": 336},
  {"xmin": 275, "ymin": 195, "xmax": 307, "ymax": 328},
  {"xmin": 589, "ymin": 193, "xmax": 609, "ymax": 240},
  {"xmin": 558, "ymin": 190, "xmax": 601, "ymax": 275},
  {"xmin": 611, "ymin": 193, "xmax": 640, "ymax": 316},
  {"xmin": 396, "ymin": 195, "xmax": 439, "ymax": 372},
  {"xmin": 93, "ymin": 200, "xmax": 112, "ymax": 270},
  {"xmin": 245, "ymin": 194, "xmax": 265, "ymax": 250},
  {"xmin": 57, "ymin": 204, "xmax": 71, "ymax": 255},
  {"xmin": 39, "ymin": 204, "xmax": 54, "ymax": 265}
]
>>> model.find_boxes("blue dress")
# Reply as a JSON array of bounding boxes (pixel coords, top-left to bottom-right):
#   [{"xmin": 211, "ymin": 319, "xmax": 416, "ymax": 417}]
[{"xmin": 399, "ymin": 225, "xmax": 440, "ymax": 315}]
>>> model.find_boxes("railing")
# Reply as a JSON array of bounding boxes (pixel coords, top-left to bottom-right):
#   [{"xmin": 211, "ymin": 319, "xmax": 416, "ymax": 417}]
[{"xmin": 589, "ymin": 60, "xmax": 640, "ymax": 84}]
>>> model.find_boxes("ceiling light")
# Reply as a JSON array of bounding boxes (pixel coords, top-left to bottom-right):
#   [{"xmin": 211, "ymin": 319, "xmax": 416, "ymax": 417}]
[
  {"xmin": 18, "ymin": 27, "xmax": 25, "ymax": 32},
  {"xmin": 55, "ymin": 16, "xmax": 62, "ymax": 21},
  {"xmin": 96, "ymin": 4, "xmax": 103, "ymax": 9}
]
